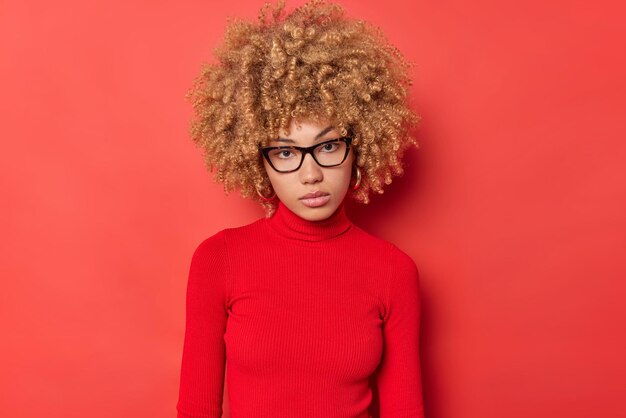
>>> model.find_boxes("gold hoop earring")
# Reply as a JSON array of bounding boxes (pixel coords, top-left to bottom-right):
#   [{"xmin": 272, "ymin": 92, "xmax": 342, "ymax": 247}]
[
  {"xmin": 256, "ymin": 185, "xmax": 276, "ymax": 201},
  {"xmin": 352, "ymin": 166, "xmax": 361, "ymax": 191}
]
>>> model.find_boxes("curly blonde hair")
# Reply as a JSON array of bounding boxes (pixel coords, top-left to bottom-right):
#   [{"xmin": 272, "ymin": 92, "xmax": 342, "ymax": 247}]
[{"xmin": 186, "ymin": 0, "xmax": 421, "ymax": 217}]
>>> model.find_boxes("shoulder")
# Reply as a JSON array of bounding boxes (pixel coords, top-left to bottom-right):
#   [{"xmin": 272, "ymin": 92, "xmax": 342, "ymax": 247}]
[
  {"xmin": 193, "ymin": 229, "xmax": 227, "ymax": 257},
  {"xmin": 388, "ymin": 244, "xmax": 419, "ymax": 276},
  {"xmin": 386, "ymin": 244, "xmax": 420, "ymax": 304},
  {"xmin": 219, "ymin": 217, "xmax": 266, "ymax": 243},
  {"xmin": 196, "ymin": 216, "xmax": 265, "ymax": 247},
  {"xmin": 360, "ymin": 236, "xmax": 419, "ymax": 298},
  {"xmin": 188, "ymin": 231, "xmax": 229, "ymax": 282},
  {"xmin": 349, "ymin": 224, "xmax": 398, "ymax": 257},
  {"xmin": 193, "ymin": 217, "xmax": 267, "ymax": 260},
  {"xmin": 187, "ymin": 230, "xmax": 231, "ymax": 302},
  {"xmin": 350, "ymin": 226, "xmax": 417, "ymax": 266}
]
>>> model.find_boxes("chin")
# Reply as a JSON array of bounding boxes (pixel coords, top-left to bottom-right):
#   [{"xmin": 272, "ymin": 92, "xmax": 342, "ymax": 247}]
[
  {"xmin": 295, "ymin": 202, "xmax": 337, "ymax": 221},
  {"xmin": 301, "ymin": 210, "xmax": 332, "ymax": 221}
]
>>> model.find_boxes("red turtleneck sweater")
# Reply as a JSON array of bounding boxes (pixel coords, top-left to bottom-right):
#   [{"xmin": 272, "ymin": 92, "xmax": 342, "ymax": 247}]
[{"xmin": 176, "ymin": 200, "xmax": 424, "ymax": 418}]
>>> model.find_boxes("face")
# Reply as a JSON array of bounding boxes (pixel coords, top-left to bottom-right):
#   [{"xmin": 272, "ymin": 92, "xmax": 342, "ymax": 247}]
[{"xmin": 262, "ymin": 118, "xmax": 355, "ymax": 221}]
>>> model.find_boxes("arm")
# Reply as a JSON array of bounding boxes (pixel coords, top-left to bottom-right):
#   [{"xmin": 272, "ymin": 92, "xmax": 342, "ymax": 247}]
[
  {"xmin": 176, "ymin": 231, "xmax": 230, "ymax": 418},
  {"xmin": 376, "ymin": 245, "xmax": 425, "ymax": 417}
]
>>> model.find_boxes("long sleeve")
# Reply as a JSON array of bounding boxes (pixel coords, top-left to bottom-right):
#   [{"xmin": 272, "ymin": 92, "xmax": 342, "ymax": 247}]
[
  {"xmin": 177, "ymin": 231, "xmax": 231, "ymax": 418},
  {"xmin": 376, "ymin": 245, "xmax": 425, "ymax": 417}
]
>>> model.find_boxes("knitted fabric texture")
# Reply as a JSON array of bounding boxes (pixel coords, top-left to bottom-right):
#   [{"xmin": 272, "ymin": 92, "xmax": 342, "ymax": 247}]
[{"xmin": 177, "ymin": 200, "xmax": 424, "ymax": 417}]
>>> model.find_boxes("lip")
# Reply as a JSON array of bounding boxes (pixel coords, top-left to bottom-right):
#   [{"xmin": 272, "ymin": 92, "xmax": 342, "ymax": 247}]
[
  {"xmin": 299, "ymin": 191, "xmax": 331, "ymax": 208},
  {"xmin": 299, "ymin": 190, "xmax": 329, "ymax": 200},
  {"xmin": 300, "ymin": 194, "xmax": 331, "ymax": 208}
]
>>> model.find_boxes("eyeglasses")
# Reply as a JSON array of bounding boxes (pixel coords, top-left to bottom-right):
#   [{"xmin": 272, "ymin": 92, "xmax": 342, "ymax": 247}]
[{"xmin": 259, "ymin": 137, "xmax": 353, "ymax": 173}]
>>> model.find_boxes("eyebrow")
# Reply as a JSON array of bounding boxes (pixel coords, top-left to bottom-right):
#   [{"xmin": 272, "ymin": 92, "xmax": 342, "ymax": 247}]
[{"xmin": 274, "ymin": 125, "xmax": 335, "ymax": 144}]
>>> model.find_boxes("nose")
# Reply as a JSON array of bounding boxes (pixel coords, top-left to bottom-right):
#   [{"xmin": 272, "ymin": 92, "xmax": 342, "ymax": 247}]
[{"xmin": 298, "ymin": 152, "xmax": 323, "ymax": 184}]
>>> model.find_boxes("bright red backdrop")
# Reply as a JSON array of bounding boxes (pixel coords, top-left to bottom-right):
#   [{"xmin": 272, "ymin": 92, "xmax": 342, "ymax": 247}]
[{"xmin": 1, "ymin": 0, "xmax": 624, "ymax": 417}]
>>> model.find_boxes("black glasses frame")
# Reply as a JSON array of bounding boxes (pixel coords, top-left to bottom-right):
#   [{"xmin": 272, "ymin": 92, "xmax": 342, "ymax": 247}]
[{"xmin": 258, "ymin": 137, "xmax": 353, "ymax": 173}]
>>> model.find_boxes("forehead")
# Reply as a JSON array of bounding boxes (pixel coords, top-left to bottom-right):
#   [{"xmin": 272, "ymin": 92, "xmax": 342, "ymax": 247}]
[{"xmin": 273, "ymin": 119, "xmax": 339, "ymax": 145}]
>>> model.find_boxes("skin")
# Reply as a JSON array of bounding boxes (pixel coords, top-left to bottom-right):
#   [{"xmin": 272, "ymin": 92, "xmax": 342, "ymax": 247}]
[{"xmin": 262, "ymin": 118, "xmax": 355, "ymax": 221}]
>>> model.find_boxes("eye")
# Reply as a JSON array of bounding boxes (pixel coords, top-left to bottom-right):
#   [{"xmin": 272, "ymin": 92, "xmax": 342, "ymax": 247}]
[
  {"xmin": 270, "ymin": 149, "xmax": 295, "ymax": 159},
  {"xmin": 320, "ymin": 142, "xmax": 339, "ymax": 152}
]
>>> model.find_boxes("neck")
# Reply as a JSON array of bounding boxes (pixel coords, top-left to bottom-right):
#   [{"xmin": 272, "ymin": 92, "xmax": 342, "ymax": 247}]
[{"xmin": 266, "ymin": 199, "xmax": 352, "ymax": 242}]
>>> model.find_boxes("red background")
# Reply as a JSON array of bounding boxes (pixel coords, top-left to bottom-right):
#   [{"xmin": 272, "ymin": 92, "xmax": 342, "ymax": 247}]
[{"xmin": 1, "ymin": 0, "xmax": 624, "ymax": 417}]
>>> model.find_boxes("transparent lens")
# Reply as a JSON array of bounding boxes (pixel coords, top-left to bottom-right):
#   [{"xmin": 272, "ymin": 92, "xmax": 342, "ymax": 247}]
[
  {"xmin": 268, "ymin": 148, "xmax": 302, "ymax": 172},
  {"xmin": 267, "ymin": 140, "xmax": 348, "ymax": 172},
  {"xmin": 314, "ymin": 141, "xmax": 346, "ymax": 166}
]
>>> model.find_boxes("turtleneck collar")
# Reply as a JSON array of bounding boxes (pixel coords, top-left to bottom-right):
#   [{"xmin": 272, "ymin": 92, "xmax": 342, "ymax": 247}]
[{"xmin": 265, "ymin": 199, "xmax": 353, "ymax": 242}]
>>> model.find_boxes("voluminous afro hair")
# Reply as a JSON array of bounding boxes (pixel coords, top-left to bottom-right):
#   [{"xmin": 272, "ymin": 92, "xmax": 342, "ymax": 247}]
[{"xmin": 186, "ymin": 0, "xmax": 421, "ymax": 216}]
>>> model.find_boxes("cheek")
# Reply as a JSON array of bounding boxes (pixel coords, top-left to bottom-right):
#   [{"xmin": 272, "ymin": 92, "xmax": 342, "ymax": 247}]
[
  {"xmin": 341, "ymin": 155, "xmax": 355, "ymax": 185},
  {"xmin": 328, "ymin": 166, "xmax": 353, "ymax": 193},
  {"xmin": 264, "ymin": 166, "xmax": 295, "ymax": 195},
  {"xmin": 341, "ymin": 166, "xmax": 353, "ymax": 186},
  {"xmin": 263, "ymin": 161, "xmax": 278, "ymax": 183},
  {"xmin": 263, "ymin": 162, "xmax": 279, "ymax": 189}
]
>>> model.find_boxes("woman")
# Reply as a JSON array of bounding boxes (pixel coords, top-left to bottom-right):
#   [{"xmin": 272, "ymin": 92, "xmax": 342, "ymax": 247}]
[{"xmin": 177, "ymin": 1, "xmax": 424, "ymax": 417}]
